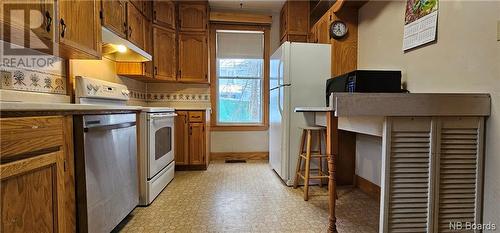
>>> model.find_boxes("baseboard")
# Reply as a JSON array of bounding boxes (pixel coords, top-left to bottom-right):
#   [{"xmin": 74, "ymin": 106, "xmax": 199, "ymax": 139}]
[
  {"xmin": 210, "ymin": 152, "xmax": 269, "ymax": 161},
  {"xmin": 355, "ymin": 175, "xmax": 381, "ymax": 201}
]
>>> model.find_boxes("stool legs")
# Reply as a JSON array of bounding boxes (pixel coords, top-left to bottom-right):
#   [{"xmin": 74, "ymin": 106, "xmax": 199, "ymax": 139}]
[
  {"xmin": 294, "ymin": 128, "xmax": 329, "ymax": 201},
  {"xmin": 303, "ymin": 129, "xmax": 312, "ymax": 201}
]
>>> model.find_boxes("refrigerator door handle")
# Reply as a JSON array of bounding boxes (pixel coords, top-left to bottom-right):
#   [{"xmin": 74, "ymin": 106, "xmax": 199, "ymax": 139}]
[
  {"xmin": 277, "ymin": 60, "xmax": 283, "ymax": 116},
  {"xmin": 270, "ymin": 84, "xmax": 290, "ymax": 91}
]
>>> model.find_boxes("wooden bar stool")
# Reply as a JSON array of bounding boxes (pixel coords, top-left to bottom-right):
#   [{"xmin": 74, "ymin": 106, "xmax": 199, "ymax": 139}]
[{"xmin": 293, "ymin": 126, "xmax": 329, "ymax": 201}]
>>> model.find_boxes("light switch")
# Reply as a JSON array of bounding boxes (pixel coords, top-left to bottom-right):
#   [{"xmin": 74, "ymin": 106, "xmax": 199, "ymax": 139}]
[{"xmin": 497, "ymin": 20, "xmax": 500, "ymax": 41}]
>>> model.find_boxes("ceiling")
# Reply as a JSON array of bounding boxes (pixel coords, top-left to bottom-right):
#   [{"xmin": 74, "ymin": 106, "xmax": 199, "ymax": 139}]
[{"xmin": 208, "ymin": 0, "xmax": 286, "ymax": 14}]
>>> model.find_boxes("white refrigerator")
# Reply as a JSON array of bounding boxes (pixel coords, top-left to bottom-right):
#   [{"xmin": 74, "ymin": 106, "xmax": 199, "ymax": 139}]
[{"xmin": 269, "ymin": 42, "xmax": 331, "ymax": 186}]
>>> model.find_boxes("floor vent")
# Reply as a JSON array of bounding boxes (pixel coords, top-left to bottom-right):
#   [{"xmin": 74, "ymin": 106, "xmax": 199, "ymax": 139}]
[{"xmin": 225, "ymin": 159, "xmax": 247, "ymax": 163}]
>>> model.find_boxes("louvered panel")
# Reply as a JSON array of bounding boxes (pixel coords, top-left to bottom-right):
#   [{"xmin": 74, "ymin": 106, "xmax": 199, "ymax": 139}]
[
  {"xmin": 385, "ymin": 117, "xmax": 432, "ymax": 233},
  {"xmin": 436, "ymin": 117, "xmax": 482, "ymax": 233}
]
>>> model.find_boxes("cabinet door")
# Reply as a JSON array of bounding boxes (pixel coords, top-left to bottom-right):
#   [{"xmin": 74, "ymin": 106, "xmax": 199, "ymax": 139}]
[
  {"xmin": 127, "ymin": 3, "xmax": 145, "ymax": 49},
  {"xmin": 434, "ymin": 117, "xmax": 484, "ymax": 232},
  {"xmin": 188, "ymin": 122, "xmax": 205, "ymax": 165},
  {"xmin": 279, "ymin": 2, "xmax": 287, "ymax": 39},
  {"xmin": 317, "ymin": 12, "xmax": 331, "ymax": 44},
  {"xmin": 287, "ymin": 1, "xmax": 309, "ymax": 35},
  {"xmin": 143, "ymin": 19, "xmax": 153, "ymax": 78},
  {"xmin": 1, "ymin": 0, "xmax": 54, "ymax": 52},
  {"xmin": 153, "ymin": 26, "xmax": 176, "ymax": 81},
  {"xmin": 1, "ymin": 150, "xmax": 64, "ymax": 233},
  {"xmin": 178, "ymin": 3, "xmax": 207, "ymax": 32},
  {"xmin": 58, "ymin": 0, "xmax": 101, "ymax": 57},
  {"xmin": 178, "ymin": 32, "xmax": 207, "ymax": 83},
  {"xmin": 153, "ymin": 0, "xmax": 175, "ymax": 29},
  {"xmin": 382, "ymin": 117, "xmax": 433, "ymax": 232},
  {"xmin": 101, "ymin": 0, "xmax": 127, "ymax": 38},
  {"xmin": 174, "ymin": 111, "xmax": 189, "ymax": 165}
]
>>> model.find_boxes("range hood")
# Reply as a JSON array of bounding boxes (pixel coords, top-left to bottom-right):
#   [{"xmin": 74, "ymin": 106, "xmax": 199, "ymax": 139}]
[{"xmin": 101, "ymin": 27, "xmax": 152, "ymax": 62}]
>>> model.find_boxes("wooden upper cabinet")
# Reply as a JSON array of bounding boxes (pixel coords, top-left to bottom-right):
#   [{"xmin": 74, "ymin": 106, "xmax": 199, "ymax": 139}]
[
  {"xmin": 279, "ymin": 2, "xmax": 287, "ymax": 40},
  {"xmin": 130, "ymin": 0, "xmax": 152, "ymax": 19},
  {"xmin": 101, "ymin": 0, "xmax": 127, "ymax": 38},
  {"xmin": 280, "ymin": 0, "xmax": 309, "ymax": 43},
  {"xmin": 178, "ymin": 3, "xmax": 207, "ymax": 32},
  {"xmin": 1, "ymin": 0, "xmax": 55, "ymax": 46},
  {"xmin": 178, "ymin": 32, "xmax": 207, "ymax": 83},
  {"xmin": 58, "ymin": 0, "xmax": 101, "ymax": 58},
  {"xmin": 287, "ymin": 1, "xmax": 309, "ymax": 34},
  {"xmin": 153, "ymin": 0, "xmax": 176, "ymax": 29},
  {"xmin": 188, "ymin": 122, "xmax": 205, "ymax": 165},
  {"xmin": 153, "ymin": 26, "xmax": 176, "ymax": 81},
  {"xmin": 143, "ymin": 0, "xmax": 153, "ymax": 20},
  {"xmin": 127, "ymin": 3, "xmax": 145, "ymax": 49}
]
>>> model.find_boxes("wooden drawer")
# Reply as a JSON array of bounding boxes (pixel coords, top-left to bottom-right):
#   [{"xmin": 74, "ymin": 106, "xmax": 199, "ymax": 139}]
[
  {"xmin": 188, "ymin": 111, "xmax": 204, "ymax": 122},
  {"xmin": 1, "ymin": 116, "xmax": 64, "ymax": 162}
]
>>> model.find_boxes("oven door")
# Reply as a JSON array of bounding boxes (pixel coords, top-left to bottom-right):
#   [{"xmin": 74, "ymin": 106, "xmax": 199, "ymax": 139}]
[{"xmin": 148, "ymin": 113, "xmax": 176, "ymax": 179}]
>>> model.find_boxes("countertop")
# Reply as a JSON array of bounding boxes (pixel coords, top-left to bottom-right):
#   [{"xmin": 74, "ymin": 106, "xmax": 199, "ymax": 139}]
[
  {"xmin": 0, "ymin": 101, "xmax": 143, "ymax": 112},
  {"xmin": 295, "ymin": 93, "xmax": 491, "ymax": 117},
  {"xmin": 0, "ymin": 101, "xmax": 212, "ymax": 113},
  {"xmin": 294, "ymin": 107, "xmax": 334, "ymax": 112}
]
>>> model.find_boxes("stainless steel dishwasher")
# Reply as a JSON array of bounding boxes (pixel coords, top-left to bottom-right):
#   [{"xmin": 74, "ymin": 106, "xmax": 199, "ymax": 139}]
[{"xmin": 74, "ymin": 113, "xmax": 138, "ymax": 233}]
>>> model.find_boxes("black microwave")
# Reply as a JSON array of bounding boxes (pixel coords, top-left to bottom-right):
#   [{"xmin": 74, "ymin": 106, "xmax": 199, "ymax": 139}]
[{"xmin": 325, "ymin": 70, "xmax": 402, "ymax": 106}]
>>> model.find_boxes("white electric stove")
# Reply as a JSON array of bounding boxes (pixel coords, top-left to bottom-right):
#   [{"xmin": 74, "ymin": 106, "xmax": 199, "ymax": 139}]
[{"xmin": 138, "ymin": 106, "xmax": 177, "ymax": 206}]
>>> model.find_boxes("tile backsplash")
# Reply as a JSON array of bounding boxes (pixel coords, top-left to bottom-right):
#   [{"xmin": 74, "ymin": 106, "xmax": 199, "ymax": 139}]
[{"xmin": 0, "ymin": 68, "xmax": 67, "ymax": 94}]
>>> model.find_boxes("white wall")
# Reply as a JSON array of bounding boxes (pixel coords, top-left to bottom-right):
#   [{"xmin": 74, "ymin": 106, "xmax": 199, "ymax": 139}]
[
  {"xmin": 356, "ymin": 134, "xmax": 382, "ymax": 186},
  {"xmin": 357, "ymin": 0, "xmax": 500, "ymax": 228}
]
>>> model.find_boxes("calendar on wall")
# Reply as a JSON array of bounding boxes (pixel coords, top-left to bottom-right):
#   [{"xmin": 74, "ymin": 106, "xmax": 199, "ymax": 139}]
[{"xmin": 403, "ymin": 0, "xmax": 439, "ymax": 51}]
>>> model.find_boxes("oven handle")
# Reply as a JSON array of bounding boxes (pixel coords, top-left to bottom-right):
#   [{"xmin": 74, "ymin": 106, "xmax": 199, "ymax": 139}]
[
  {"xmin": 148, "ymin": 113, "xmax": 178, "ymax": 120},
  {"xmin": 84, "ymin": 122, "xmax": 136, "ymax": 132}
]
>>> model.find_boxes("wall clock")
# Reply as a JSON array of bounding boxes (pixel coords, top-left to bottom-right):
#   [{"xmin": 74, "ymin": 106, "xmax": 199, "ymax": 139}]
[{"xmin": 330, "ymin": 20, "xmax": 348, "ymax": 39}]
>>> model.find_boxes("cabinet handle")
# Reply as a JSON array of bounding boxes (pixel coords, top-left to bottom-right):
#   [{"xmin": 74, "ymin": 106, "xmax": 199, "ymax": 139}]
[
  {"xmin": 45, "ymin": 11, "xmax": 52, "ymax": 32},
  {"xmin": 153, "ymin": 10, "xmax": 156, "ymax": 20},
  {"xmin": 128, "ymin": 26, "xmax": 132, "ymax": 37},
  {"xmin": 60, "ymin": 18, "xmax": 66, "ymax": 38},
  {"xmin": 154, "ymin": 66, "xmax": 158, "ymax": 75},
  {"xmin": 123, "ymin": 22, "xmax": 127, "ymax": 35},
  {"xmin": 189, "ymin": 126, "xmax": 192, "ymax": 135}
]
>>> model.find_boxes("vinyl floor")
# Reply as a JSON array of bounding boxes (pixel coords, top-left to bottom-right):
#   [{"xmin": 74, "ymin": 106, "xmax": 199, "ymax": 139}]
[{"xmin": 115, "ymin": 160, "xmax": 379, "ymax": 233}]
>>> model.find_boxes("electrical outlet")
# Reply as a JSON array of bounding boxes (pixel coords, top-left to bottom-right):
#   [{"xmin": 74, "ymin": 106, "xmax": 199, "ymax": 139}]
[{"xmin": 497, "ymin": 20, "xmax": 500, "ymax": 41}]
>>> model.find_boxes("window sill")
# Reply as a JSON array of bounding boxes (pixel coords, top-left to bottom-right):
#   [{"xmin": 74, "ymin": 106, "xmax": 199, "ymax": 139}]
[{"xmin": 210, "ymin": 124, "xmax": 269, "ymax": 131}]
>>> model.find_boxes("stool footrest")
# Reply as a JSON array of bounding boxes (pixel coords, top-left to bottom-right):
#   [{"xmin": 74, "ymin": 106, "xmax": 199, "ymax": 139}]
[{"xmin": 297, "ymin": 172, "xmax": 329, "ymax": 180}]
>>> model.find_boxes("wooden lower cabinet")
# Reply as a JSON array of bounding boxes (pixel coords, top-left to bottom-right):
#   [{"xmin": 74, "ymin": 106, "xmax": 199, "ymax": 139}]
[
  {"xmin": 174, "ymin": 110, "xmax": 209, "ymax": 170},
  {"xmin": 174, "ymin": 111, "xmax": 189, "ymax": 165},
  {"xmin": 188, "ymin": 122, "xmax": 205, "ymax": 165},
  {"xmin": 0, "ymin": 116, "xmax": 75, "ymax": 233}
]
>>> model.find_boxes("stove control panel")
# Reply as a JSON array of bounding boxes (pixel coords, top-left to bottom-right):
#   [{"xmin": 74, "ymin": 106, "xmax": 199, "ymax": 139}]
[{"xmin": 75, "ymin": 76, "xmax": 130, "ymax": 101}]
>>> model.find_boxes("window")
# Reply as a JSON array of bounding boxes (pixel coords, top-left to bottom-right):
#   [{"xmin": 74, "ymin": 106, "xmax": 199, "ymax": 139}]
[{"xmin": 212, "ymin": 27, "xmax": 269, "ymax": 130}]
